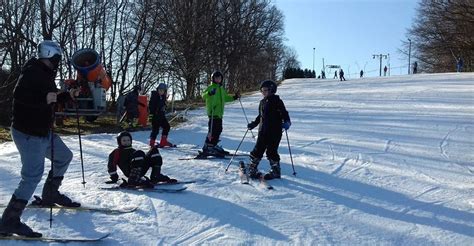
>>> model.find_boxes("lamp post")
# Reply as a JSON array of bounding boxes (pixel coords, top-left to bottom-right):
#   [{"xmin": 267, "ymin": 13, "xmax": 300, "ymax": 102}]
[
  {"xmin": 312, "ymin": 48, "xmax": 315, "ymax": 73},
  {"xmin": 408, "ymin": 39, "xmax": 412, "ymax": 74}
]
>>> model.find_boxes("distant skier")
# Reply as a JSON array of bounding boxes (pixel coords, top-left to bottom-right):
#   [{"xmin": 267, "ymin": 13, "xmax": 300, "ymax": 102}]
[
  {"xmin": 106, "ymin": 131, "xmax": 177, "ymax": 186},
  {"xmin": 334, "ymin": 71, "xmax": 338, "ymax": 79},
  {"xmin": 246, "ymin": 80, "xmax": 291, "ymax": 180},
  {"xmin": 339, "ymin": 69, "xmax": 346, "ymax": 81},
  {"xmin": 148, "ymin": 83, "xmax": 175, "ymax": 148},
  {"xmin": 413, "ymin": 61, "xmax": 418, "ymax": 74},
  {"xmin": 360, "ymin": 70, "xmax": 364, "ymax": 78},
  {"xmin": 201, "ymin": 71, "xmax": 240, "ymax": 156},
  {"xmin": 123, "ymin": 85, "xmax": 145, "ymax": 128},
  {"xmin": 0, "ymin": 40, "xmax": 81, "ymax": 238},
  {"xmin": 456, "ymin": 57, "xmax": 463, "ymax": 72},
  {"xmin": 384, "ymin": 66, "xmax": 388, "ymax": 76},
  {"xmin": 321, "ymin": 70, "xmax": 326, "ymax": 79}
]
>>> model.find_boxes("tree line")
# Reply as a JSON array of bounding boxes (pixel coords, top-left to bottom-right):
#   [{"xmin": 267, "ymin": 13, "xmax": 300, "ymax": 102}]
[
  {"xmin": 283, "ymin": 68, "xmax": 315, "ymax": 79},
  {"xmin": 405, "ymin": 0, "xmax": 473, "ymax": 72},
  {"xmin": 0, "ymin": 0, "xmax": 298, "ymax": 125}
]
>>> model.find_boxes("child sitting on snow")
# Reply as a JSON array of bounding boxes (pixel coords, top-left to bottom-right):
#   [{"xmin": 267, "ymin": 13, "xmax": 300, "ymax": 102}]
[
  {"xmin": 246, "ymin": 80, "xmax": 291, "ymax": 180},
  {"xmin": 106, "ymin": 131, "xmax": 176, "ymax": 187}
]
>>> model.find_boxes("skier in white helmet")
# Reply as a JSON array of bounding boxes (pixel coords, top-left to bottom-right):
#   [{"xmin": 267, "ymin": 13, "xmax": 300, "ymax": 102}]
[{"xmin": 0, "ymin": 40, "xmax": 80, "ymax": 238}]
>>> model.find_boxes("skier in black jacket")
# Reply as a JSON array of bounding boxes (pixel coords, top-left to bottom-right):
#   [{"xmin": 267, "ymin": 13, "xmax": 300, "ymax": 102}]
[
  {"xmin": 123, "ymin": 85, "xmax": 143, "ymax": 127},
  {"xmin": 148, "ymin": 83, "xmax": 175, "ymax": 148},
  {"xmin": 0, "ymin": 40, "xmax": 80, "ymax": 238},
  {"xmin": 107, "ymin": 131, "xmax": 177, "ymax": 186},
  {"xmin": 246, "ymin": 80, "xmax": 291, "ymax": 180}
]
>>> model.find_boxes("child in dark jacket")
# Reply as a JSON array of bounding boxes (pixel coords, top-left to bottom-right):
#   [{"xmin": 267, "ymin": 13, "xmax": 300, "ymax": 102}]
[
  {"xmin": 247, "ymin": 80, "xmax": 291, "ymax": 180},
  {"xmin": 107, "ymin": 131, "xmax": 176, "ymax": 186},
  {"xmin": 123, "ymin": 85, "xmax": 144, "ymax": 127},
  {"xmin": 148, "ymin": 83, "xmax": 175, "ymax": 148}
]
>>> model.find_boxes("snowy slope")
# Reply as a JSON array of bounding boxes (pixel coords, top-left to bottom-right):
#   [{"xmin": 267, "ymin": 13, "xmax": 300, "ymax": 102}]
[{"xmin": 1, "ymin": 73, "xmax": 473, "ymax": 245}]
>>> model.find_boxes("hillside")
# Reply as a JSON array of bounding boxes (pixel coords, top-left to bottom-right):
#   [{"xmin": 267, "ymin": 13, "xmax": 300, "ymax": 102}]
[{"xmin": 0, "ymin": 73, "xmax": 473, "ymax": 245}]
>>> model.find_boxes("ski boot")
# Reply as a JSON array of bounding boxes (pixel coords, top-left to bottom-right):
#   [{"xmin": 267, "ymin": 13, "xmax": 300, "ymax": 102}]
[
  {"xmin": 248, "ymin": 156, "xmax": 262, "ymax": 179},
  {"xmin": 201, "ymin": 143, "xmax": 225, "ymax": 158},
  {"xmin": 212, "ymin": 144, "xmax": 229, "ymax": 155},
  {"xmin": 263, "ymin": 160, "xmax": 281, "ymax": 180},
  {"xmin": 0, "ymin": 195, "xmax": 42, "ymax": 238},
  {"xmin": 150, "ymin": 164, "xmax": 177, "ymax": 184},
  {"xmin": 159, "ymin": 135, "xmax": 176, "ymax": 148},
  {"xmin": 41, "ymin": 171, "xmax": 80, "ymax": 207},
  {"xmin": 127, "ymin": 167, "xmax": 154, "ymax": 188},
  {"xmin": 149, "ymin": 138, "xmax": 156, "ymax": 148}
]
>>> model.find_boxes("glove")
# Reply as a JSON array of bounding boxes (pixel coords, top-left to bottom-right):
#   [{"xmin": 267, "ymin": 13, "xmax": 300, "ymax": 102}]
[
  {"xmin": 247, "ymin": 122, "xmax": 257, "ymax": 130},
  {"xmin": 46, "ymin": 92, "xmax": 57, "ymax": 104},
  {"xmin": 105, "ymin": 174, "xmax": 119, "ymax": 184},
  {"xmin": 209, "ymin": 88, "xmax": 216, "ymax": 96},
  {"xmin": 233, "ymin": 92, "xmax": 241, "ymax": 100},
  {"xmin": 282, "ymin": 121, "xmax": 291, "ymax": 130}
]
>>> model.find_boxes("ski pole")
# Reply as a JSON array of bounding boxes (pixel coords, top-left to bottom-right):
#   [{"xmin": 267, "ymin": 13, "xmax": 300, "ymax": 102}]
[
  {"xmin": 285, "ymin": 129, "xmax": 296, "ymax": 176},
  {"xmin": 238, "ymin": 98, "xmax": 255, "ymax": 138},
  {"xmin": 208, "ymin": 105, "xmax": 216, "ymax": 143},
  {"xmin": 75, "ymin": 103, "xmax": 87, "ymax": 187},
  {"xmin": 49, "ymin": 104, "xmax": 55, "ymax": 228},
  {"xmin": 225, "ymin": 129, "xmax": 249, "ymax": 173}
]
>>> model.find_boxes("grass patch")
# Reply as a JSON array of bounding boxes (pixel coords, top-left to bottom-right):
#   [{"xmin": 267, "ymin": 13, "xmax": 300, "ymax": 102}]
[
  {"xmin": 0, "ymin": 99, "xmax": 201, "ymax": 144},
  {"xmin": 0, "ymin": 127, "xmax": 10, "ymax": 143}
]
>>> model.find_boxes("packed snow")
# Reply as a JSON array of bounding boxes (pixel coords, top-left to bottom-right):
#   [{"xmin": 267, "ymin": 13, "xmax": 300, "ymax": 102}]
[{"xmin": 0, "ymin": 73, "xmax": 473, "ymax": 245}]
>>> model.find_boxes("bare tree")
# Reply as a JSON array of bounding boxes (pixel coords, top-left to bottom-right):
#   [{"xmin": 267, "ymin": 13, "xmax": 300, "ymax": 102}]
[
  {"xmin": 1, "ymin": 0, "xmax": 290, "ymax": 126},
  {"xmin": 405, "ymin": 0, "xmax": 474, "ymax": 72}
]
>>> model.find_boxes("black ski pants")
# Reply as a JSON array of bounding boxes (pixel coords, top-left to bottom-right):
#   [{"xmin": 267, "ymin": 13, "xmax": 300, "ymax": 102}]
[
  {"xmin": 250, "ymin": 132, "xmax": 282, "ymax": 162},
  {"xmin": 128, "ymin": 148, "xmax": 163, "ymax": 180},
  {"xmin": 149, "ymin": 114, "xmax": 170, "ymax": 140},
  {"xmin": 205, "ymin": 117, "xmax": 223, "ymax": 145}
]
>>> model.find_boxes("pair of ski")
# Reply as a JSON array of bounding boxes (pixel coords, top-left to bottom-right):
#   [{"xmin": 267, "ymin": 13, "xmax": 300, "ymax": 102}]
[
  {"xmin": 238, "ymin": 161, "xmax": 274, "ymax": 190},
  {"xmin": 179, "ymin": 151, "xmax": 249, "ymax": 160},
  {"xmin": 0, "ymin": 196, "xmax": 115, "ymax": 242},
  {"xmin": 100, "ymin": 180, "xmax": 197, "ymax": 193},
  {"xmin": 0, "ymin": 233, "xmax": 110, "ymax": 243},
  {"xmin": 0, "ymin": 180, "xmax": 197, "ymax": 242}
]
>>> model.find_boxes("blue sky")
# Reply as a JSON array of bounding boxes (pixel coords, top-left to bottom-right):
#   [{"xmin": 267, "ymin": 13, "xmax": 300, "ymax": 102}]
[{"xmin": 274, "ymin": 0, "xmax": 419, "ymax": 78}]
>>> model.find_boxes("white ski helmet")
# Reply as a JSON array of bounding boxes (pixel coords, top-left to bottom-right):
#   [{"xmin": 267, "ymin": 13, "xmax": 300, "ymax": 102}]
[{"xmin": 37, "ymin": 40, "xmax": 62, "ymax": 59}]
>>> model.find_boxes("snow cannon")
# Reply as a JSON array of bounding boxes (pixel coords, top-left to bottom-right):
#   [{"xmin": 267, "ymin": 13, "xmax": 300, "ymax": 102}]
[
  {"xmin": 57, "ymin": 49, "xmax": 112, "ymax": 122},
  {"xmin": 71, "ymin": 48, "xmax": 112, "ymax": 90}
]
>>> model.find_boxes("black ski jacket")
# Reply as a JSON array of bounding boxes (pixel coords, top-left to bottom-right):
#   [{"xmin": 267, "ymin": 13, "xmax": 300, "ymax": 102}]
[
  {"xmin": 248, "ymin": 94, "xmax": 290, "ymax": 136},
  {"xmin": 107, "ymin": 147, "xmax": 136, "ymax": 177},
  {"xmin": 148, "ymin": 90, "xmax": 166, "ymax": 117},
  {"xmin": 124, "ymin": 90, "xmax": 139, "ymax": 118},
  {"xmin": 11, "ymin": 58, "xmax": 72, "ymax": 137}
]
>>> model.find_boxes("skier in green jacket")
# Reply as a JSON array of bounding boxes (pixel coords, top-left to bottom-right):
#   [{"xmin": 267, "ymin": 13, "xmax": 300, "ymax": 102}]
[{"xmin": 201, "ymin": 71, "xmax": 240, "ymax": 156}]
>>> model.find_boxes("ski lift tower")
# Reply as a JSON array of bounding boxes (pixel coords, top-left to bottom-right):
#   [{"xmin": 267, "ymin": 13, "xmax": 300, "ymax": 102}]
[{"xmin": 326, "ymin": 65, "xmax": 341, "ymax": 78}]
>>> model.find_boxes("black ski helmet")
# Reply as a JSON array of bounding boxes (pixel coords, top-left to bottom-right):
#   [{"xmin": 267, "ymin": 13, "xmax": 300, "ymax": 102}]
[
  {"xmin": 260, "ymin": 80, "xmax": 277, "ymax": 93},
  {"xmin": 116, "ymin": 131, "xmax": 132, "ymax": 147},
  {"xmin": 133, "ymin": 85, "xmax": 141, "ymax": 92},
  {"xmin": 157, "ymin": 83, "xmax": 167, "ymax": 90},
  {"xmin": 211, "ymin": 71, "xmax": 223, "ymax": 82}
]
